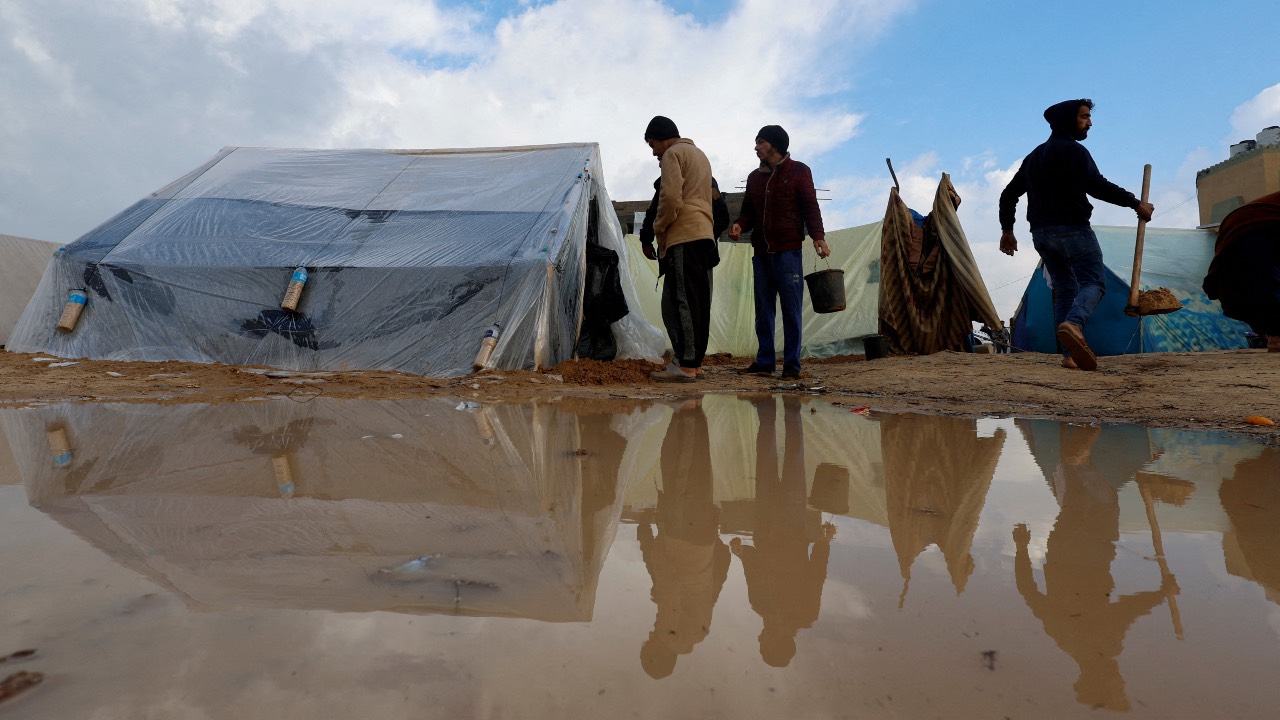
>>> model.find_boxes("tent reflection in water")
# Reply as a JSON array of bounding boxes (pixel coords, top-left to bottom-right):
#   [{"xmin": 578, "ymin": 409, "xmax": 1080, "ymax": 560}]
[
  {"xmin": 7, "ymin": 145, "xmax": 664, "ymax": 377},
  {"xmin": 878, "ymin": 173, "xmax": 1003, "ymax": 355},
  {"xmin": 880, "ymin": 413, "xmax": 1004, "ymax": 604},
  {"xmin": 4, "ymin": 398, "xmax": 629, "ymax": 621}
]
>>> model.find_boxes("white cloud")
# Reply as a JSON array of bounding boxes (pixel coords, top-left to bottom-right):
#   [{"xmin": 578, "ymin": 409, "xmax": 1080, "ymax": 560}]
[
  {"xmin": 1228, "ymin": 82, "xmax": 1280, "ymax": 143},
  {"xmin": 318, "ymin": 0, "xmax": 897, "ymax": 201},
  {"xmin": 0, "ymin": 0, "xmax": 912, "ymax": 243}
]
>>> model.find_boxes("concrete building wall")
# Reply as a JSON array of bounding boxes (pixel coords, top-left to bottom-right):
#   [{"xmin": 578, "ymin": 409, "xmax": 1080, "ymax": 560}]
[{"xmin": 1196, "ymin": 146, "xmax": 1280, "ymax": 226}]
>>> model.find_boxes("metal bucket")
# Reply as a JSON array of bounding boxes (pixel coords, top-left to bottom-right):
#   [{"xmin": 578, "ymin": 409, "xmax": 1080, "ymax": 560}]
[{"xmin": 804, "ymin": 268, "xmax": 846, "ymax": 313}]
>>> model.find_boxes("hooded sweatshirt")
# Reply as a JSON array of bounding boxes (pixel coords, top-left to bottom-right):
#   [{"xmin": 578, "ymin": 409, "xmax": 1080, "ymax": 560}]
[{"xmin": 999, "ymin": 100, "xmax": 1139, "ymax": 231}]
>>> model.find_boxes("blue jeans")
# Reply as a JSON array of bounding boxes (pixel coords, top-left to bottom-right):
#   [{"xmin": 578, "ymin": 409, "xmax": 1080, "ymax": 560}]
[
  {"xmin": 1031, "ymin": 225, "xmax": 1106, "ymax": 336},
  {"xmin": 752, "ymin": 250, "xmax": 804, "ymax": 372}
]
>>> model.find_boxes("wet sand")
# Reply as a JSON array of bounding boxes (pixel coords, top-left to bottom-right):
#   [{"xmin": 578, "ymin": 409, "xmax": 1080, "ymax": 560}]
[
  {"xmin": 1, "ymin": 395, "xmax": 1279, "ymax": 718},
  {"xmin": 0, "ymin": 348, "xmax": 1278, "ymax": 437}
]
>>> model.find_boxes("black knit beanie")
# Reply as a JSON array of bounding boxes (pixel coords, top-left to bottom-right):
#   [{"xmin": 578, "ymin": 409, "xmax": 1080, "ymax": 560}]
[
  {"xmin": 644, "ymin": 116, "xmax": 680, "ymax": 141},
  {"xmin": 756, "ymin": 125, "xmax": 789, "ymax": 155}
]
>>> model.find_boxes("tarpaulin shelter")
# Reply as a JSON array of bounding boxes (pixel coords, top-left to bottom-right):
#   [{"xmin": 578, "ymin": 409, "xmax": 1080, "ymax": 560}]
[
  {"xmin": 0, "ymin": 232, "xmax": 61, "ymax": 346},
  {"xmin": 624, "ymin": 224, "xmax": 884, "ymax": 358},
  {"xmin": 879, "ymin": 174, "xmax": 1003, "ymax": 355},
  {"xmin": 1011, "ymin": 226, "xmax": 1252, "ymax": 355},
  {"xmin": 8, "ymin": 145, "xmax": 664, "ymax": 377},
  {"xmin": 4, "ymin": 397, "xmax": 627, "ymax": 620}
]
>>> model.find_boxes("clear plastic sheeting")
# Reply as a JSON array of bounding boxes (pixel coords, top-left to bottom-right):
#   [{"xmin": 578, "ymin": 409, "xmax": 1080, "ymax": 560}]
[{"xmin": 8, "ymin": 145, "xmax": 665, "ymax": 376}]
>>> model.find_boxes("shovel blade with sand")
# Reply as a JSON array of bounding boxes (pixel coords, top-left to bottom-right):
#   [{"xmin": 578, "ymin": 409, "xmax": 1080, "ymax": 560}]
[{"xmin": 1124, "ymin": 164, "xmax": 1183, "ymax": 317}]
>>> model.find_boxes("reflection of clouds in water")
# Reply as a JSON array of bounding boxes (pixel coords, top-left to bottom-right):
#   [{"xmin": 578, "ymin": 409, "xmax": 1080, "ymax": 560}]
[
  {"xmin": 971, "ymin": 419, "xmax": 1057, "ymax": 563},
  {"xmin": 1011, "ymin": 531, "xmax": 1050, "ymax": 566},
  {"xmin": 975, "ymin": 418, "xmax": 1006, "ymax": 439},
  {"xmin": 807, "ymin": 578, "xmax": 873, "ymax": 621}
]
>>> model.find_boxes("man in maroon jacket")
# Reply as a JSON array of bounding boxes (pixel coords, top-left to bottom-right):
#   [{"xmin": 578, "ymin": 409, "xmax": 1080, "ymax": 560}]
[{"xmin": 728, "ymin": 125, "xmax": 830, "ymax": 379}]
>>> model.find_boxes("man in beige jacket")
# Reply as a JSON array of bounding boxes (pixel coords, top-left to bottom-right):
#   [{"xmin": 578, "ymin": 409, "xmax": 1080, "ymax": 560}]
[{"xmin": 644, "ymin": 115, "xmax": 719, "ymax": 382}]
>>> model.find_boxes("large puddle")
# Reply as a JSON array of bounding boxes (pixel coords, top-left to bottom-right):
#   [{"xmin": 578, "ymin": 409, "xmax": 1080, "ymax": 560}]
[{"xmin": 1, "ymin": 395, "xmax": 1278, "ymax": 718}]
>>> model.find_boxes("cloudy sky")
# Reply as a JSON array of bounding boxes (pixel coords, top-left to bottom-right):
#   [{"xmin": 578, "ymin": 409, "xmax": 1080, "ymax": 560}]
[{"xmin": 1, "ymin": 0, "xmax": 1275, "ymax": 318}]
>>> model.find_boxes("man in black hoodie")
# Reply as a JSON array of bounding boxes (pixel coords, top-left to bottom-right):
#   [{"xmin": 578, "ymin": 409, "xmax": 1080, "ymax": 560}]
[{"xmin": 999, "ymin": 99, "xmax": 1154, "ymax": 370}]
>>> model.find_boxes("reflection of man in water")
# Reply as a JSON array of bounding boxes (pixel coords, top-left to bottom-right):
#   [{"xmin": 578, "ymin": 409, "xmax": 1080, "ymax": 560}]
[
  {"xmin": 1012, "ymin": 424, "xmax": 1174, "ymax": 711},
  {"xmin": 638, "ymin": 399, "xmax": 730, "ymax": 679},
  {"xmin": 731, "ymin": 395, "xmax": 833, "ymax": 668},
  {"xmin": 1219, "ymin": 446, "xmax": 1280, "ymax": 603}
]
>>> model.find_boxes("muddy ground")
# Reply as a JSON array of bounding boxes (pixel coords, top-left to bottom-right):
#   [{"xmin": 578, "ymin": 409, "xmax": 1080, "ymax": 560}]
[{"xmin": 1, "ymin": 348, "xmax": 1276, "ymax": 439}]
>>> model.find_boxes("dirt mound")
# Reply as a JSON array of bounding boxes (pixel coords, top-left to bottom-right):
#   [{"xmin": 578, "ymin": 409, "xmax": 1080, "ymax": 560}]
[{"xmin": 1137, "ymin": 287, "xmax": 1183, "ymax": 315}]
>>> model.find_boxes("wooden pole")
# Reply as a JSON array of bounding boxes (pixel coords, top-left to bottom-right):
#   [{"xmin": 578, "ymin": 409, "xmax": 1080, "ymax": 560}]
[{"xmin": 1125, "ymin": 164, "xmax": 1153, "ymax": 316}]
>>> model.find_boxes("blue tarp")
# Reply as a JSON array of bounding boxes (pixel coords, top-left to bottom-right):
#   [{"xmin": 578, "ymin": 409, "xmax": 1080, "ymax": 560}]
[{"xmin": 1011, "ymin": 226, "xmax": 1252, "ymax": 355}]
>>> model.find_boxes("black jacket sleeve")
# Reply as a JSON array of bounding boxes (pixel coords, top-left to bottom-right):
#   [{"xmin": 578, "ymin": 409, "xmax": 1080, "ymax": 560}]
[
  {"xmin": 711, "ymin": 177, "xmax": 729, "ymax": 240},
  {"xmin": 1082, "ymin": 149, "xmax": 1139, "ymax": 209},
  {"xmin": 639, "ymin": 181, "xmax": 660, "ymax": 246},
  {"xmin": 999, "ymin": 165, "xmax": 1028, "ymax": 231}
]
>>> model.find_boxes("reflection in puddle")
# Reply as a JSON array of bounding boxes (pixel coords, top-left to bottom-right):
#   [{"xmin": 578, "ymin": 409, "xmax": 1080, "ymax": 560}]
[
  {"xmin": 6, "ymin": 399, "xmax": 623, "ymax": 621},
  {"xmin": 1, "ymin": 397, "xmax": 1278, "ymax": 718},
  {"xmin": 1015, "ymin": 421, "xmax": 1177, "ymax": 711}
]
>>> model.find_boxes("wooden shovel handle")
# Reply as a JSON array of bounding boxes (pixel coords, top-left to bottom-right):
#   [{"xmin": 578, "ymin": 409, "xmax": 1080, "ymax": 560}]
[
  {"xmin": 1126, "ymin": 164, "xmax": 1153, "ymax": 312},
  {"xmin": 1140, "ymin": 481, "xmax": 1184, "ymax": 640}
]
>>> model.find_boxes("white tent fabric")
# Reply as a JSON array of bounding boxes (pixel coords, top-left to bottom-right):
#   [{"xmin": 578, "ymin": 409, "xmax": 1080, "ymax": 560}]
[
  {"xmin": 0, "ymin": 233, "xmax": 61, "ymax": 345},
  {"xmin": 8, "ymin": 145, "xmax": 664, "ymax": 376},
  {"xmin": 623, "ymin": 223, "xmax": 883, "ymax": 357}
]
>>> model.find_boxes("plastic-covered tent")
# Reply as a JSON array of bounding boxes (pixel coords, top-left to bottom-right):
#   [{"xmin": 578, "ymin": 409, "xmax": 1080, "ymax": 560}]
[
  {"xmin": 623, "ymin": 223, "xmax": 884, "ymax": 357},
  {"xmin": 0, "ymin": 233, "xmax": 61, "ymax": 346},
  {"xmin": 8, "ymin": 145, "xmax": 664, "ymax": 376},
  {"xmin": 1011, "ymin": 226, "xmax": 1252, "ymax": 355}
]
